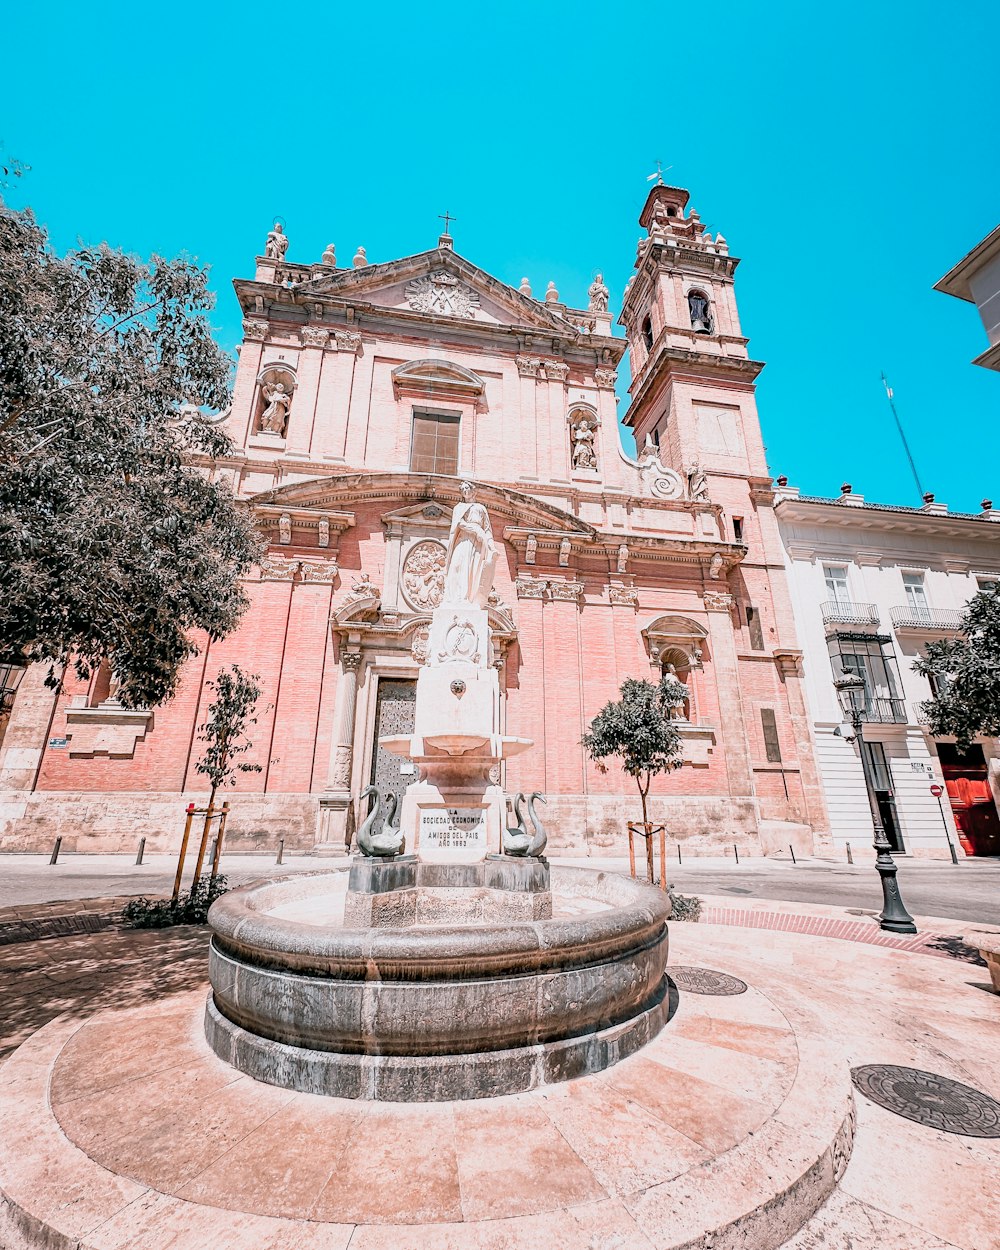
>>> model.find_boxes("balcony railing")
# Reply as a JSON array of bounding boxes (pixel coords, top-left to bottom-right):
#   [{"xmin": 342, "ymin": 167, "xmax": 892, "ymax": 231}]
[
  {"xmin": 821, "ymin": 600, "xmax": 879, "ymax": 626},
  {"xmin": 890, "ymin": 606, "xmax": 964, "ymax": 632},
  {"xmin": 860, "ymin": 696, "xmax": 909, "ymax": 725}
]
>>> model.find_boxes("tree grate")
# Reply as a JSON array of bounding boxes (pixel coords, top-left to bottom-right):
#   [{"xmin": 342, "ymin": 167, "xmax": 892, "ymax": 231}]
[
  {"xmin": 851, "ymin": 1065, "xmax": 1000, "ymax": 1137},
  {"xmin": 669, "ymin": 966, "xmax": 748, "ymax": 996}
]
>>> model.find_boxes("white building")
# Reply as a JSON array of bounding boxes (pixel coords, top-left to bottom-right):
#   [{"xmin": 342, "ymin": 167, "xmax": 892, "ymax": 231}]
[
  {"xmin": 776, "ymin": 486, "xmax": 1000, "ymax": 858},
  {"xmin": 935, "ymin": 223, "xmax": 1000, "ymax": 373}
]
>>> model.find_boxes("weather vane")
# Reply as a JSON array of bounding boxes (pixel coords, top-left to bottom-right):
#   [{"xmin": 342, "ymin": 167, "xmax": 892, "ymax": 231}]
[
  {"xmin": 646, "ymin": 160, "xmax": 673, "ymax": 186},
  {"xmin": 438, "ymin": 210, "xmax": 456, "ymax": 235}
]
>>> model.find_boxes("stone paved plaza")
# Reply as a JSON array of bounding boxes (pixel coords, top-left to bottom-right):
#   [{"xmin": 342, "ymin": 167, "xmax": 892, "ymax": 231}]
[{"xmin": 1, "ymin": 885, "xmax": 998, "ymax": 1249}]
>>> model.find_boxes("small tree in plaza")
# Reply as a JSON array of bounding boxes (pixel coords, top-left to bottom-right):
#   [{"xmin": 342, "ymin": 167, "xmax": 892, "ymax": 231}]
[
  {"xmin": 0, "ymin": 199, "xmax": 261, "ymax": 707},
  {"xmin": 914, "ymin": 583, "xmax": 1000, "ymax": 750},
  {"xmin": 582, "ymin": 676, "xmax": 685, "ymax": 831},
  {"xmin": 195, "ymin": 665, "xmax": 265, "ymax": 811}
]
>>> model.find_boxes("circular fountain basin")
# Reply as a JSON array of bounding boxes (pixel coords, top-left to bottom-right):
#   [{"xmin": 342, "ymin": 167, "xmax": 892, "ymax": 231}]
[{"xmin": 205, "ymin": 865, "xmax": 670, "ymax": 1101}]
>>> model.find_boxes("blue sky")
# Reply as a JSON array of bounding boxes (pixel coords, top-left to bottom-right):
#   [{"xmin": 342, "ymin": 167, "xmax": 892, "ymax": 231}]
[{"xmin": 4, "ymin": 1, "xmax": 998, "ymax": 510}]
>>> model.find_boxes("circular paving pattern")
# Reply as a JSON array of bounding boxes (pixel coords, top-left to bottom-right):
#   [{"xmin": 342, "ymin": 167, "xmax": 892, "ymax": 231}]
[
  {"xmin": 669, "ymin": 965, "xmax": 749, "ymax": 996},
  {"xmin": 851, "ymin": 1065, "xmax": 1000, "ymax": 1138}
]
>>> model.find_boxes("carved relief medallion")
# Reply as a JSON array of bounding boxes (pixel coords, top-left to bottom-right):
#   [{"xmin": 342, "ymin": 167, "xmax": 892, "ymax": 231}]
[
  {"xmin": 406, "ymin": 272, "xmax": 480, "ymax": 319},
  {"xmin": 401, "ymin": 540, "xmax": 448, "ymax": 610},
  {"xmin": 438, "ymin": 615, "xmax": 481, "ymax": 664}
]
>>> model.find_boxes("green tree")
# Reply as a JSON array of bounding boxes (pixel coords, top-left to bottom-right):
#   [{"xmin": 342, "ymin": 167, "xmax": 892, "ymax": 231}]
[
  {"xmin": 914, "ymin": 584, "xmax": 1000, "ymax": 750},
  {"xmin": 195, "ymin": 665, "xmax": 264, "ymax": 813},
  {"xmin": 581, "ymin": 676, "xmax": 685, "ymax": 829},
  {"xmin": 0, "ymin": 200, "xmax": 261, "ymax": 708}
]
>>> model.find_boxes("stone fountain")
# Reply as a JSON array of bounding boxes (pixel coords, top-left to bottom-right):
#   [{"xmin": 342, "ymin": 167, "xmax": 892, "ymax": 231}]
[{"xmin": 205, "ymin": 483, "xmax": 671, "ymax": 1100}]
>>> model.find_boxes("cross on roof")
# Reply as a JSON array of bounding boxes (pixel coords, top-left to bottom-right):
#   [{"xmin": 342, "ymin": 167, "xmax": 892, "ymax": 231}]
[{"xmin": 438, "ymin": 210, "xmax": 456, "ymax": 235}]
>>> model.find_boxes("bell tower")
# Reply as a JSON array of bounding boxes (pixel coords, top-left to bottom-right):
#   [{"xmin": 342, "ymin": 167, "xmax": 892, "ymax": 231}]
[{"xmin": 619, "ymin": 182, "xmax": 768, "ymax": 485}]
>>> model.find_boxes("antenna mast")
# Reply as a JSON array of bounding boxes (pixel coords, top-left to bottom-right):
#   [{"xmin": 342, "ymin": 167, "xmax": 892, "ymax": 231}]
[{"xmin": 880, "ymin": 372, "xmax": 925, "ymax": 500}]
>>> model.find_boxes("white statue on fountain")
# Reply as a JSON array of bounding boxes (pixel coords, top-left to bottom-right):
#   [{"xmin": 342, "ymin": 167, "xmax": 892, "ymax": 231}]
[
  {"xmin": 379, "ymin": 480, "xmax": 534, "ymax": 863},
  {"xmin": 442, "ymin": 481, "xmax": 497, "ymax": 608}
]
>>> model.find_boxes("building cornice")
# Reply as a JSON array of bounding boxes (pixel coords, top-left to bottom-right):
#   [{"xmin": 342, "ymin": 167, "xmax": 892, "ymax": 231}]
[
  {"xmin": 622, "ymin": 345, "xmax": 764, "ymax": 428},
  {"xmin": 934, "ymin": 223, "xmax": 1000, "ymax": 302},
  {"xmin": 775, "ymin": 495, "xmax": 1000, "ymax": 546}
]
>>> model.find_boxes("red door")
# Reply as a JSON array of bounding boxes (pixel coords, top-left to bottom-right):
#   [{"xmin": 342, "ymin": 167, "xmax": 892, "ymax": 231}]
[{"xmin": 938, "ymin": 746, "xmax": 1000, "ymax": 856}]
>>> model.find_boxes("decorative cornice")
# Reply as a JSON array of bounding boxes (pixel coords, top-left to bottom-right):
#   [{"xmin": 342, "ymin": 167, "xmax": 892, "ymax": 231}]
[
  {"xmin": 514, "ymin": 576, "xmax": 585, "ymax": 601},
  {"xmin": 257, "ymin": 554, "xmax": 340, "ymax": 583},
  {"xmin": 333, "ymin": 329, "xmax": 363, "ymax": 354},
  {"xmin": 300, "ymin": 325, "xmax": 329, "ymax": 347},
  {"xmin": 242, "ymin": 318, "xmax": 269, "ymax": 341},
  {"xmin": 772, "ymin": 648, "xmax": 804, "ymax": 677},
  {"xmin": 515, "ymin": 576, "xmax": 549, "ymax": 599},
  {"xmin": 702, "ymin": 590, "xmax": 734, "ymax": 612},
  {"xmin": 609, "ymin": 584, "xmax": 639, "ymax": 607},
  {"xmin": 594, "ymin": 367, "xmax": 617, "ymax": 390},
  {"xmin": 549, "ymin": 580, "xmax": 584, "ymax": 601}
]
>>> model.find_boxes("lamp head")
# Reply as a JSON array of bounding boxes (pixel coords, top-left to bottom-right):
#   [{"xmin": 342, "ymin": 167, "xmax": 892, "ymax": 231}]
[{"xmin": 833, "ymin": 673, "xmax": 866, "ymax": 717}]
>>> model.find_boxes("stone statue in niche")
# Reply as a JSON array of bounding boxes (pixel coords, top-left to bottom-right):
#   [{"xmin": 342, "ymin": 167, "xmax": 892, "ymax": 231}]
[
  {"xmin": 686, "ymin": 463, "xmax": 709, "ymax": 502},
  {"xmin": 617, "ymin": 543, "xmax": 629, "ymax": 574},
  {"xmin": 265, "ymin": 222, "xmax": 289, "ymax": 260},
  {"xmin": 278, "ymin": 513, "xmax": 292, "ymax": 544},
  {"xmin": 259, "ymin": 380, "xmax": 292, "ymax": 435},
  {"xmin": 570, "ymin": 413, "xmax": 598, "ymax": 471},
  {"xmin": 525, "ymin": 534, "xmax": 537, "ymax": 565},
  {"xmin": 442, "ymin": 482, "xmax": 497, "ymax": 609},
  {"xmin": 318, "ymin": 517, "xmax": 330, "ymax": 548},
  {"xmin": 687, "ymin": 290, "xmax": 712, "ymax": 333},
  {"xmin": 588, "ymin": 273, "xmax": 609, "ymax": 312}
]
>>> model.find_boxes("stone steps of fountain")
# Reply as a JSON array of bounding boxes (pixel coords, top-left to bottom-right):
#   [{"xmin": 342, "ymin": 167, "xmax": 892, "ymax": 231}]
[{"xmin": 0, "ymin": 947, "xmax": 854, "ymax": 1250}]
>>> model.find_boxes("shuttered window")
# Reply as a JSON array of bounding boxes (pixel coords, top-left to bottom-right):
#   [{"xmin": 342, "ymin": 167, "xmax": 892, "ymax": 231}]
[
  {"xmin": 410, "ymin": 411, "xmax": 460, "ymax": 475},
  {"xmin": 760, "ymin": 708, "xmax": 782, "ymax": 763},
  {"xmin": 746, "ymin": 605, "xmax": 764, "ymax": 651}
]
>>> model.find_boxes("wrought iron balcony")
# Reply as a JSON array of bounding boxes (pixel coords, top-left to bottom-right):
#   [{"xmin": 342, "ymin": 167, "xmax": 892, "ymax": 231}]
[
  {"xmin": 890, "ymin": 606, "xmax": 964, "ymax": 632},
  {"xmin": 821, "ymin": 600, "xmax": 879, "ymax": 626},
  {"xmin": 860, "ymin": 696, "xmax": 909, "ymax": 725},
  {"xmin": 911, "ymin": 700, "xmax": 933, "ymax": 726}
]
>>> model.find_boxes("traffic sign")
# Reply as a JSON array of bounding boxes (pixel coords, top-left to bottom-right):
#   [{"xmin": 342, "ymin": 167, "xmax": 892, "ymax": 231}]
[{"xmin": 930, "ymin": 783, "xmax": 944, "ymax": 798}]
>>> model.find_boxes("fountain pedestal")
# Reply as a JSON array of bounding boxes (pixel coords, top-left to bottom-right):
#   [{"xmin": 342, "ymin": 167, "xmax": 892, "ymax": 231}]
[{"xmin": 378, "ymin": 607, "xmax": 530, "ymax": 864}]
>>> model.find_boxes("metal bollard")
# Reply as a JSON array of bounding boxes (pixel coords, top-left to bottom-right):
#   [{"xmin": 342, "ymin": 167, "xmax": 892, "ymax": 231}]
[
  {"xmin": 846, "ymin": 842, "xmax": 854, "ymax": 865},
  {"xmin": 135, "ymin": 837, "xmax": 146, "ymax": 866},
  {"xmin": 677, "ymin": 843, "xmax": 682, "ymax": 864},
  {"xmin": 276, "ymin": 838, "xmax": 285, "ymax": 865},
  {"xmin": 734, "ymin": 843, "xmax": 740, "ymax": 865},
  {"xmin": 49, "ymin": 836, "xmax": 62, "ymax": 865},
  {"xmin": 789, "ymin": 844, "xmax": 797, "ymax": 865}
]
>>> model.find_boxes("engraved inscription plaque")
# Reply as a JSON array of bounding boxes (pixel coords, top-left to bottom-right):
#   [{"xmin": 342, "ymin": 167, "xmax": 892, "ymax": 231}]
[{"xmin": 419, "ymin": 807, "xmax": 487, "ymax": 855}]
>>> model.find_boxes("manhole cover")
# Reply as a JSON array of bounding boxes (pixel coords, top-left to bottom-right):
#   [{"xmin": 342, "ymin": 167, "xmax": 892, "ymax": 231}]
[
  {"xmin": 851, "ymin": 1065, "xmax": 1000, "ymax": 1137},
  {"xmin": 669, "ymin": 966, "xmax": 748, "ymax": 996}
]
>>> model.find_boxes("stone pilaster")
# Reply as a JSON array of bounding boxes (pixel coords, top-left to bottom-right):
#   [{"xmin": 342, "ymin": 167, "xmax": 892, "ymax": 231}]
[
  {"xmin": 702, "ymin": 593, "xmax": 755, "ymax": 807},
  {"xmin": 314, "ymin": 651, "xmax": 363, "ymax": 855}
]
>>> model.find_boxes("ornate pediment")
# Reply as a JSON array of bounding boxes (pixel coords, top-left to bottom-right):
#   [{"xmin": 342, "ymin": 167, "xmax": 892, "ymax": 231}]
[
  {"xmin": 256, "ymin": 248, "xmax": 594, "ymax": 337},
  {"xmin": 391, "ymin": 358, "xmax": 485, "ymax": 398}
]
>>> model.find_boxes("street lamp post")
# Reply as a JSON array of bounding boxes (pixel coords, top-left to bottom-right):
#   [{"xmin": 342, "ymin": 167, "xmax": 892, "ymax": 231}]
[{"xmin": 834, "ymin": 673, "xmax": 917, "ymax": 934}]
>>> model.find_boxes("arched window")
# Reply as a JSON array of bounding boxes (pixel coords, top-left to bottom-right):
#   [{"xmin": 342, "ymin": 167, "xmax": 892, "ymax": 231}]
[
  {"xmin": 687, "ymin": 289, "xmax": 713, "ymax": 334},
  {"xmin": 641, "ymin": 315, "xmax": 654, "ymax": 351}
]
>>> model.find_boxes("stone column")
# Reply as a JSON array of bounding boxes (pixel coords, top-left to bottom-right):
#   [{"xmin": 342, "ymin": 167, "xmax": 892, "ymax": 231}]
[{"xmin": 315, "ymin": 651, "xmax": 363, "ymax": 855}]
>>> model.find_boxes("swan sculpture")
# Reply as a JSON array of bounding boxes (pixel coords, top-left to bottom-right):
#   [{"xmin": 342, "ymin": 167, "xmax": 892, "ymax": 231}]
[
  {"xmin": 526, "ymin": 792, "xmax": 548, "ymax": 857},
  {"xmin": 502, "ymin": 792, "xmax": 530, "ymax": 856},
  {"xmin": 356, "ymin": 785, "xmax": 405, "ymax": 858}
]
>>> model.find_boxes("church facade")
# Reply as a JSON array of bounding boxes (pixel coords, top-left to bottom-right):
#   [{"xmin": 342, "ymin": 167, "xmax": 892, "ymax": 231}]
[{"xmin": 0, "ymin": 184, "xmax": 830, "ymax": 856}]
